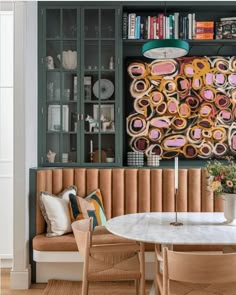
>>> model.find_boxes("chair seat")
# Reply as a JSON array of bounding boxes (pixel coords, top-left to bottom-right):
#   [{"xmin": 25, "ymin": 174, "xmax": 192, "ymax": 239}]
[
  {"xmin": 169, "ymin": 280, "xmax": 236, "ymax": 295},
  {"xmin": 88, "ymin": 253, "xmax": 141, "ymax": 281}
]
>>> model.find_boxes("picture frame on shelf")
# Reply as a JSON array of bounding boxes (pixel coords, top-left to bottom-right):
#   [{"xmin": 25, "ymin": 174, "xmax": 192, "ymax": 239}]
[
  {"xmin": 48, "ymin": 105, "xmax": 69, "ymax": 132},
  {"xmin": 93, "ymin": 104, "xmax": 115, "ymax": 132},
  {"xmin": 84, "ymin": 76, "xmax": 92, "ymax": 100}
]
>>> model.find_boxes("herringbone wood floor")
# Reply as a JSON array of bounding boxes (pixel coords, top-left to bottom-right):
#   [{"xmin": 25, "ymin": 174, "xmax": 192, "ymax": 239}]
[{"xmin": 1, "ymin": 268, "xmax": 152, "ymax": 295}]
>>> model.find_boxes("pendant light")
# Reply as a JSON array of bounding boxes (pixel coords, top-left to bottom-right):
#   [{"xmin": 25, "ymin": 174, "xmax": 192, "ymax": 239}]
[{"xmin": 142, "ymin": 3, "xmax": 189, "ymax": 59}]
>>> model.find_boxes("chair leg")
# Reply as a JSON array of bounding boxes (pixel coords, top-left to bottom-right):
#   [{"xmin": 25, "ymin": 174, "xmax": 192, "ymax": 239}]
[
  {"xmin": 82, "ymin": 279, "xmax": 88, "ymax": 295},
  {"xmin": 135, "ymin": 279, "xmax": 139, "ymax": 295}
]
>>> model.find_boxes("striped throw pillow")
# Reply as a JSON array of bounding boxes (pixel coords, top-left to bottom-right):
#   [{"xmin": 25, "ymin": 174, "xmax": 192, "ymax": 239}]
[{"xmin": 69, "ymin": 189, "xmax": 107, "ymax": 229}]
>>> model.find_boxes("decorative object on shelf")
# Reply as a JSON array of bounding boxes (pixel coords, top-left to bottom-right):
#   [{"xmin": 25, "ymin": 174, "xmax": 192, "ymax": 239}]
[
  {"xmin": 84, "ymin": 76, "xmax": 92, "ymax": 100},
  {"xmin": 73, "ymin": 75, "xmax": 77, "ymax": 100},
  {"xmin": 147, "ymin": 154, "xmax": 160, "ymax": 167},
  {"xmin": 127, "ymin": 152, "xmax": 144, "ymax": 167},
  {"xmin": 85, "ymin": 115, "xmax": 99, "ymax": 132},
  {"xmin": 170, "ymin": 157, "xmax": 183, "ymax": 226},
  {"xmin": 100, "ymin": 114, "xmax": 113, "ymax": 131},
  {"xmin": 106, "ymin": 157, "xmax": 114, "ymax": 163},
  {"xmin": 109, "ymin": 56, "xmax": 114, "ymax": 70},
  {"xmin": 64, "ymin": 89, "xmax": 70, "ymax": 100},
  {"xmin": 89, "ymin": 140, "xmax": 94, "ymax": 162},
  {"xmin": 93, "ymin": 104, "xmax": 114, "ymax": 130},
  {"xmin": 47, "ymin": 82, "xmax": 54, "ymax": 100},
  {"xmin": 46, "ymin": 56, "xmax": 54, "ymax": 70},
  {"xmin": 47, "ymin": 150, "xmax": 56, "ymax": 163},
  {"xmin": 127, "ymin": 56, "xmax": 236, "ymax": 159},
  {"xmin": 62, "ymin": 153, "xmax": 69, "ymax": 163},
  {"xmin": 206, "ymin": 158, "xmax": 236, "ymax": 225},
  {"xmin": 92, "ymin": 149, "xmax": 107, "ymax": 163},
  {"xmin": 142, "ymin": 39, "xmax": 189, "ymax": 59},
  {"xmin": 93, "ymin": 79, "xmax": 114, "ymax": 100},
  {"xmin": 57, "ymin": 50, "xmax": 77, "ymax": 70},
  {"xmin": 48, "ymin": 105, "xmax": 69, "ymax": 132}
]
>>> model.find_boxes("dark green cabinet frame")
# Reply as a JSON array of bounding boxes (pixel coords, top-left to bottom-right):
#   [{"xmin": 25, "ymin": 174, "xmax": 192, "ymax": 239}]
[{"xmin": 38, "ymin": 1, "xmax": 236, "ymax": 168}]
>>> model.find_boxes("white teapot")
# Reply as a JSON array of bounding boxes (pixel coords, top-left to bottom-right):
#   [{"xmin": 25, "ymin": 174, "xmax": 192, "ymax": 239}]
[{"xmin": 57, "ymin": 50, "xmax": 77, "ymax": 70}]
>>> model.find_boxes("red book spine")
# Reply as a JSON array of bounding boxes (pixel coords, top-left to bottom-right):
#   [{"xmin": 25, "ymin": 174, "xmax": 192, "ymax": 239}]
[
  {"xmin": 150, "ymin": 16, "xmax": 154, "ymax": 39},
  {"xmin": 159, "ymin": 13, "xmax": 164, "ymax": 39}
]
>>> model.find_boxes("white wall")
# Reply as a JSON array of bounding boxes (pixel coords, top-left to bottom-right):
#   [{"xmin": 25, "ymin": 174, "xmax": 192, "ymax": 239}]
[
  {"xmin": 0, "ymin": 3, "xmax": 13, "ymax": 268},
  {"xmin": 10, "ymin": 1, "xmax": 37, "ymax": 289}
]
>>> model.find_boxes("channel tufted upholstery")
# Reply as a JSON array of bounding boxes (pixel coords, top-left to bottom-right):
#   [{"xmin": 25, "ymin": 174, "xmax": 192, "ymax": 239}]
[{"xmin": 35, "ymin": 168, "xmax": 223, "ymax": 237}]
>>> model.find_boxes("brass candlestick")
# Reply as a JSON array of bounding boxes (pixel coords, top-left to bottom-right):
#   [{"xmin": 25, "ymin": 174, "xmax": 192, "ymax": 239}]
[
  {"xmin": 170, "ymin": 188, "xmax": 183, "ymax": 226},
  {"xmin": 90, "ymin": 152, "xmax": 94, "ymax": 163}
]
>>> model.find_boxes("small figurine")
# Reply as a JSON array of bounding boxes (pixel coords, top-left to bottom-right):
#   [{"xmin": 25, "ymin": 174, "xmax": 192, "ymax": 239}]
[
  {"xmin": 47, "ymin": 150, "xmax": 56, "ymax": 163},
  {"xmin": 85, "ymin": 115, "xmax": 99, "ymax": 132},
  {"xmin": 109, "ymin": 56, "xmax": 114, "ymax": 70},
  {"xmin": 46, "ymin": 56, "xmax": 54, "ymax": 70}
]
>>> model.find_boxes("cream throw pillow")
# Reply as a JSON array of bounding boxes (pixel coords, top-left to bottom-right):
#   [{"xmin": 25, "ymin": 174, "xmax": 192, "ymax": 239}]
[{"xmin": 40, "ymin": 186, "xmax": 77, "ymax": 237}]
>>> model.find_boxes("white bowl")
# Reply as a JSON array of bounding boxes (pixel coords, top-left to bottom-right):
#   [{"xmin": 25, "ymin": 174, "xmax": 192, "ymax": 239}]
[{"xmin": 106, "ymin": 157, "xmax": 114, "ymax": 163}]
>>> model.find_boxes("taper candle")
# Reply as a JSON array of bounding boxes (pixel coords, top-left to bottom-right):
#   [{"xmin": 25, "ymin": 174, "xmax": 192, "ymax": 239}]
[
  {"xmin": 90, "ymin": 140, "xmax": 93, "ymax": 154},
  {"xmin": 174, "ymin": 157, "xmax": 178, "ymax": 189}
]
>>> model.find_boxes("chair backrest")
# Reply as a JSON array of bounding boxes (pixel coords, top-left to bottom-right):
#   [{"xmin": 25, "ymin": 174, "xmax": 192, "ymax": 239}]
[
  {"xmin": 163, "ymin": 247, "xmax": 236, "ymax": 286},
  {"xmin": 71, "ymin": 219, "xmax": 92, "ymax": 256}
]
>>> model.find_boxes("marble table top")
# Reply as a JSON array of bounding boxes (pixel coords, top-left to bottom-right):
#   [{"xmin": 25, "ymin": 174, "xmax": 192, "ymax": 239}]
[{"xmin": 105, "ymin": 212, "xmax": 236, "ymax": 245}]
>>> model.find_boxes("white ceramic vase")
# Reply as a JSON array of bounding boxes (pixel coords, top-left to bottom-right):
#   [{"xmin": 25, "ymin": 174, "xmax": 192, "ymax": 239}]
[{"xmin": 223, "ymin": 193, "xmax": 236, "ymax": 225}]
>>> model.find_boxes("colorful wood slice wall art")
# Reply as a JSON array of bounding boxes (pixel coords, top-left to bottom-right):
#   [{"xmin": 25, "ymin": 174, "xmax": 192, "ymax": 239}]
[{"xmin": 127, "ymin": 56, "xmax": 236, "ymax": 159}]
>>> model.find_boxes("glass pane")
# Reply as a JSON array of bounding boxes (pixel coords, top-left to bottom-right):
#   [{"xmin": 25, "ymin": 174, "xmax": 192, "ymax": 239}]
[
  {"xmin": 0, "ymin": 12, "xmax": 13, "ymax": 87},
  {"xmin": 62, "ymin": 41, "xmax": 77, "ymax": 70},
  {"xmin": 84, "ymin": 9, "xmax": 99, "ymax": 38},
  {"xmin": 46, "ymin": 9, "xmax": 60, "ymax": 39},
  {"xmin": 101, "ymin": 134, "xmax": 115, "ymax": 164},
  {"xmin": 84, "ymin": 41, "xmax": 99, "ymax": 70},
  {"xmin": 63, "ymin": 73, "xmax": 77, "ymax": 101},
  {"xmin": 46, "ymin": 72, "xmax": 61, "ymax": 101},
  {"xmin": 101, "ymin": 9, "xmax": 115, "ymax": 38},
  {"xmin": 63, "ymin": 9, "xmax": 77, "ymax": 38},
  {"xmin": 47, "ymin": 104, "xmax": 62, "ymax": 132},
  {"xmin": 62, "ymin": 134, "xmax": 77, "ymax": 163},
  {"xmin": 0, "ymin": 88, "xmax": 13, "ymax": 159},
  {"xmin": 101, "ymin": 40, "xmax": 115, "ymax": 71},
  {"xmin": 46, "ymin": 41, "xmax": 61, "ymax": 69},
  {"xmin": 46, "ymin": 134, "xmax": 60, "ymax": 163}
]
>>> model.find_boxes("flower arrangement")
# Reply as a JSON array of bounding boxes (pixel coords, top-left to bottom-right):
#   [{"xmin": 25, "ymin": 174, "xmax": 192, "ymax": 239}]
[{"xmin": 206, "ymin": 158, "xmax": 236, "ymax": 196}]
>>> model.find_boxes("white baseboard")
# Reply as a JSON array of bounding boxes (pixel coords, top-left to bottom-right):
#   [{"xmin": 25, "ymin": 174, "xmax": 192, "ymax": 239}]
[
  {"xmin": 10, "ymin": 265, "xmax": 31, "ymax": 289},
  {"xmin": 0, "ymin": 258, "xmax": 13, "ymax": 268}
]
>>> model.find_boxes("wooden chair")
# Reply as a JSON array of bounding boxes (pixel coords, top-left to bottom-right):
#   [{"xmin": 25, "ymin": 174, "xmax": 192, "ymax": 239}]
[
  {"xmin": 155, "ymin": 245, "xmax": 236, "ymax": 295},
  {"xmin": 72, "ymin": 219, "xmax": 145, "ymax": 295}
]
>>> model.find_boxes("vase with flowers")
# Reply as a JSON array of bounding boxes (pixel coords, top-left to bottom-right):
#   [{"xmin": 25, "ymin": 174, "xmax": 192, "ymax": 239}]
[{"xmin": 206, "ymin": 158, "xmax": 236, "ymax": 225}]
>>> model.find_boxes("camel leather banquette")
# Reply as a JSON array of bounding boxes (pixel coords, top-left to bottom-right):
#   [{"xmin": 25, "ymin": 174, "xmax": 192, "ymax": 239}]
[{"xmin": 29, "ymin": 167, "xmax": 224, "ymax": 283}]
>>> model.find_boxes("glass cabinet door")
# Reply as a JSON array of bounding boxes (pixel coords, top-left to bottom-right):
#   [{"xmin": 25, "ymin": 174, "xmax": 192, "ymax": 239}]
[
  {"xmin": 82, "ymin": 8, "xmax": 118, "ymax": 165},
  {"xmin": 44, "ymin": 8, "xmax": 79, "ymax": 165}
]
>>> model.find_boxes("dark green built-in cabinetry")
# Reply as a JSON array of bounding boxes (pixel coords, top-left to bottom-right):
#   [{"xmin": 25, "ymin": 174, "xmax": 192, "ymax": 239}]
[{"xmin": 38, "ymin": 1, "xmax": 236, "ymax": 167}]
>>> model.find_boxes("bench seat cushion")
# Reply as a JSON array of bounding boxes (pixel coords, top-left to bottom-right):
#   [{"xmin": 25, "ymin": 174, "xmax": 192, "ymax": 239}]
[{"xmin": 33, "ymin": 226, "xmax": 135, "ymax": 251}]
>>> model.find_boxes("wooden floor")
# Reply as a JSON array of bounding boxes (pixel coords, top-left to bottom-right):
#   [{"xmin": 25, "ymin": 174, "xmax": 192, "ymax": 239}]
[{"xmin": 1, "ymin": 268, "xmax": 152, "ymax": 295}]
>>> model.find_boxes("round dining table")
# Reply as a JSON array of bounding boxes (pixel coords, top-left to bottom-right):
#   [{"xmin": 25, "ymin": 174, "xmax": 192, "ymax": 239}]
[{"xmin": 105, "ymin": 212, "xmax": 236, "ymax": 295}]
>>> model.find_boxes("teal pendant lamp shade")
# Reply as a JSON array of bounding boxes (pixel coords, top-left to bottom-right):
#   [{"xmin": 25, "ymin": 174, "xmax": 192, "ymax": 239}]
[{"xmin": 142, "ymin": 39, "xmax": 189, "ymax": 59}]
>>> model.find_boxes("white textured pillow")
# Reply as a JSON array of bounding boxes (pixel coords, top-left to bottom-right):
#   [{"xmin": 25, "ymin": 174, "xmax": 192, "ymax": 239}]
[{"xmin": 40, "ymin": 186, "xmax": 77, "ymax": 237}]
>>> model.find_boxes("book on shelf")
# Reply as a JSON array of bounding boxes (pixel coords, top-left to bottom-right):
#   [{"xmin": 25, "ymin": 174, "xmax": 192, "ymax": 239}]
[
  {"xmin": 194, "ymin": 33, "xmax": 214, "ymax": 40},
  {"xmin": 174, "ymin": 12, "xmax": 179, "ymax": 39},
  {"xmin": 128, "ymin": 13, "xmax": 136, "ymax": 39},
  {"xmin": 122, "ymin": 12, "xmax": 128, "ymax": 39}
]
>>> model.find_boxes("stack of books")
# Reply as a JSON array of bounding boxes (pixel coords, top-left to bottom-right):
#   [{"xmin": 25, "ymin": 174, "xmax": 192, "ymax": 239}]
[
  {"xmin": 215, "ymin": 17, "xmax": 236, "ymax": 39},
  {"xmin": 194, "ymin": 21, "xmax": 214, "ymax": 39},
  {"xmin": 122, "ymin": 12, "xmax": 196, "ymax": 40}
]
